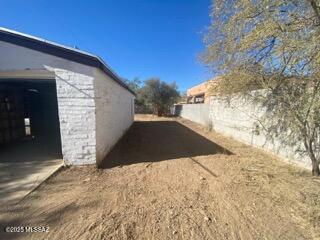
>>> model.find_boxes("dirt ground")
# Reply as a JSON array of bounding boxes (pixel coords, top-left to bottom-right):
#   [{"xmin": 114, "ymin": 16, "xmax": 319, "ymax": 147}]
[{"xmin": 1, "ymin": 114, "xmax": 320, "ymax": 240}]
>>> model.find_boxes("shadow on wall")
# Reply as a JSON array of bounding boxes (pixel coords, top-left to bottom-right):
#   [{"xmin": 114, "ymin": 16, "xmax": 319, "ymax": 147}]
[{"xmin": 100, "ymin": 121, "xmax": 232, "ymax": 169}]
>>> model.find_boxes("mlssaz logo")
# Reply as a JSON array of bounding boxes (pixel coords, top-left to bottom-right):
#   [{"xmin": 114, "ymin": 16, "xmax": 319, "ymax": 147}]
[{"xmin": 4, "ymin": 226, "xmax": 49, "ymax": 233}]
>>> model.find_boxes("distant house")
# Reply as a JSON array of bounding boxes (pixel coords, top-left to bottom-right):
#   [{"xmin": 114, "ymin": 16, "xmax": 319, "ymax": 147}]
[
  {"xmin": 187, "ymin": 77, "xmax": 220, "ymax": 104},
  {"xmin": 0, "ymin": 27, "xmax": 135, "ymax": 166}
]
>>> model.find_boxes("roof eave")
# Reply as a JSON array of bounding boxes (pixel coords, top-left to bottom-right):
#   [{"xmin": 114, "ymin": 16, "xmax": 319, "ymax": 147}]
[{"xmin": 0, "ymin": 27, "xmax": 136, "ymax": 95}]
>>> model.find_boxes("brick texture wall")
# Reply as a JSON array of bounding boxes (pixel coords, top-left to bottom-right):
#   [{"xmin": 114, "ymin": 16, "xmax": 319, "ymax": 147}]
[
  {"xmin": 55, "ymin": 68, "xmax": 96, "ymax": 165},
  {"xmin": 0, "ymin": 40, "xmax": 135, "ymax": 165}
]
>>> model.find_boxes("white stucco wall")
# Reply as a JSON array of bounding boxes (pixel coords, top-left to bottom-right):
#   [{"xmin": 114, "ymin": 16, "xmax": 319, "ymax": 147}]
[
  {"xmin": 0, "ymin": 40, "xmax": 97, "ymax": 165},
  {"xmin": 94, "ymin": 68, "xmax": 134, "ymax": 165}
]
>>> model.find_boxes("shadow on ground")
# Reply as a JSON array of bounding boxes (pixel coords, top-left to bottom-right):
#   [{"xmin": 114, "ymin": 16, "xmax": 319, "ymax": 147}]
[{"xmin": 100, "ymin": 121, "xmax": 232, "ymax": 168}]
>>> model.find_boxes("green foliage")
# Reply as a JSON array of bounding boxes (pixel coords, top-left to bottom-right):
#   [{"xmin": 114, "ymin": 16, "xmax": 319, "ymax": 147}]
[
  {"xmin": 204, "ymin": 0, "xmax": 320, "ymax": 175},
  {"xmin": 123, "ymin": 77, "xmax": 147, "ymax": 112},
  {"xmin": 140, "ymin": 78, "xmax": 180, "ymax": 116},
  {"xmin": 124, "ymin": 78, "xmax": 180, "ymax": 116},
  {"xmin": 123, "ymin": 77, "xmax": 142, "ymax": 93}
]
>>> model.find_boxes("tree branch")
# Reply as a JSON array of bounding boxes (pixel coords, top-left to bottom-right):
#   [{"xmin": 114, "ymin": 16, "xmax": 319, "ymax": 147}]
[{"xmin": 307, "ymin": 0, "xmax": 320, "ymax": 23}]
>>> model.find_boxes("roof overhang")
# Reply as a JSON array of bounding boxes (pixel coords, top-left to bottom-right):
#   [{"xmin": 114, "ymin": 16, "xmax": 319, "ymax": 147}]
[{"xmin": 0, "ymin": 27, "xmax": 135, "ymax": 95}]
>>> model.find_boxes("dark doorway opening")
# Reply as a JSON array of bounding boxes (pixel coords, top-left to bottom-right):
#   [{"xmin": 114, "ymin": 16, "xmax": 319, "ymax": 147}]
[{"xmin": 0, "ymin": 79, "xmax": 62, "ymax": 160}]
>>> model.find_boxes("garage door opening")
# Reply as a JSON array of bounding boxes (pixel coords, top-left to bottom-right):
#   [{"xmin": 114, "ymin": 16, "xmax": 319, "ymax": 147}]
[
  {"xmin": 0, "ymin": 79, "xmax": 63, "ymax": 203},
  {"xmin": 0, "ymin": 80, "xmax": 63, "ymax": 153},
  {"xmin": 0, "ymin": 79, "xmax": 62, "ymax": 159}
]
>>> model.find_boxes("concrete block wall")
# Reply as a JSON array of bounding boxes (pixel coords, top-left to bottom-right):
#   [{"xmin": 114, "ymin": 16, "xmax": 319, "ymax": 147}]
[
  {"xmin": 176, "ymin": 97, "xmax": 311, "ymax": 170},
  {"xmin": 209, "ymin": 96, "xmax": 311, "ymax": 169},
  {"xmin": 178, "ymin": 103, "xmax": 210, "ymax": 126},
  {"xmin": 94, "ymin": 69, "xmax": 134, "ymax": 165},
  {"xmin": 1, "ymin": 39, "xmax": 136, "ymax": 166},
  {"xmin": 0, "ymin": 41, "xmax": 98, "ymax": 165},
  {"xmin": 55, "ymin": 69, "xmax": 96, "ymax": 165}
]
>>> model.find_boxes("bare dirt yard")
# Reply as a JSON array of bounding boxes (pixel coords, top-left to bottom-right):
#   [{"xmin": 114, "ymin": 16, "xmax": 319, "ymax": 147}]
[{"xmin": 1, "ymin": 114, "xmax": 320, "ymax": 240}]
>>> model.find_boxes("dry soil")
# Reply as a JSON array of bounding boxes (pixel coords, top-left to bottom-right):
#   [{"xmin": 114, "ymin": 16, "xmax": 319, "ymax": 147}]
[{"xmin": 0, "ymin": 114, "xmax": 319, "ymax": 240}]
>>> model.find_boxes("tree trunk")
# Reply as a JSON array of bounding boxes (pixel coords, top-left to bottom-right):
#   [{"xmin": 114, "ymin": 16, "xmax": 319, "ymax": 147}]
[
  {"xmin": 309, "ymin": 148, "xmax": 320, "ymax": 176},
  {"xmin": 153, "ymin": 107, "xmax": 158, "ymax": 116},
  {"xmin": 303, "ymin": 136, "xmax": 319, "ymax": 176},
  {"xmin": 311, "ymin": 156, "xmax": 320, "ymax": 176}
]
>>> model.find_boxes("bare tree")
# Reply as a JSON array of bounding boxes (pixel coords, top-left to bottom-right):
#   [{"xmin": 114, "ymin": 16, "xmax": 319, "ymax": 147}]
[{"xmin": 204, "ymin": 0, "xmax": 320, "ymax": 175}]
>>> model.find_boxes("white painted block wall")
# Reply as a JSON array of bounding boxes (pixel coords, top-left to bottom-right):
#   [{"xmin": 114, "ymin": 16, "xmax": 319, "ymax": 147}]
[
  {"xmin": 94, "ymin": 69, "xmax": 134, "ymax": 165},
  {"xmin": 0, "ymin": 40, "xmax": 134, "ymax": 165},
  {"xmin": 54, "ymin": 68, "xmax": 96, "ymax": 165},
  {"xmin": 0, "ymin": 41, "xmax": 97, "ymax": 165}
]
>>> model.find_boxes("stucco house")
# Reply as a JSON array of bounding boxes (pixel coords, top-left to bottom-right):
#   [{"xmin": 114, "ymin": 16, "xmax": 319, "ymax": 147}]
[
  {"xmin": 0, "ymin": 27, "xmax": 135, "ymax": 166},
  {"xmin": 187, "ymin": 77, "xmax": 221, "ymax": 104}
]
